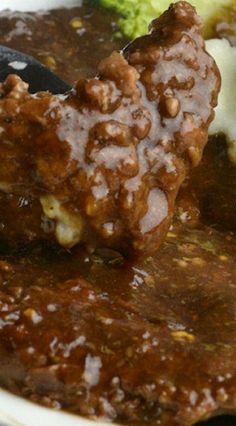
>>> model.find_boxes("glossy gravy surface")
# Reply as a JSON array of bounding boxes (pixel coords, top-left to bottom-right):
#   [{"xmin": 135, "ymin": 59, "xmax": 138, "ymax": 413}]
[{"xmin": 0, "ymin": 3, "xmax": 235, "ymax": 425}]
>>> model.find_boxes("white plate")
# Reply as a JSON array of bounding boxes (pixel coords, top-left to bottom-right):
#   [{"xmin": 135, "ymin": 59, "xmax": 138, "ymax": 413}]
[
  {"xmin": 0, "ymin": 1, "xmax": 113, "ymax": 426},
  {"xmin": 0, "ymin": 387, "xmax": 104, "ymax": 426},
  {"xmin": 0, "ymin": 0, "xmax": 81, "ymax": 11}
]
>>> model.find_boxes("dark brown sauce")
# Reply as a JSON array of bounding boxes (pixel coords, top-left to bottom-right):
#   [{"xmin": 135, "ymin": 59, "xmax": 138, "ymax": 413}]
[
  {"xmin": 0, "ymin": 2, "xmax": 235, "ymax": 425},
  {"xmin": 0, "ymin": 5, "xmax": 125, "ymax": 83}
]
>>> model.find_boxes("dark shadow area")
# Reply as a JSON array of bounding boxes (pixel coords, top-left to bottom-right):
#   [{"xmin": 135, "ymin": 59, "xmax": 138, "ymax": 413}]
[{"xmin": 198, "ymin": 415, "xmax": 236, "ymax": 425}]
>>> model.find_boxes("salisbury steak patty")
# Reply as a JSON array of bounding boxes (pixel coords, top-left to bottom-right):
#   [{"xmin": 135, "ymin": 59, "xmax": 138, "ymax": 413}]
[{"xmin": 0, "ymin": 2, "xmax": 220, "ymax": 255}]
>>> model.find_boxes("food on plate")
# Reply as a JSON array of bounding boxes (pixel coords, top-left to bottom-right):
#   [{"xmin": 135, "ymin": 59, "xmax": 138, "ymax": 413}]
[
  {"xmin": 96, "ymin": 0, "xmax": 236, "ymax": 166},
  {"xmin": 0, "ymin": 1, "xmax": 235, "ymax": 425},
  {"xmin": 0, "ymin": 1, "xmax": 220, "ymax": 255},
  {"xmin": 95, "ymin": 0, "xmax": 235, "ymax": 39}
]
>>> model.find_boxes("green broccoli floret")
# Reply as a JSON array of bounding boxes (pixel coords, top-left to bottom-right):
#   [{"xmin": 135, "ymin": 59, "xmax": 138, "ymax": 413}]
[{"xmin": 96, "ymin": 0, "xmax": 235, "ymax": 40}]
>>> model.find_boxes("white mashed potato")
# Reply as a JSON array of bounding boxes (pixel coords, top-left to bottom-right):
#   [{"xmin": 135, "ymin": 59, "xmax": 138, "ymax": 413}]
[
  {"xmin": 40, "ymin": 195, "xmax": 84, "ymax": 248},
  {"xmin": 206, "ymin": 38, "xmax": 236, "ymax": 164}
]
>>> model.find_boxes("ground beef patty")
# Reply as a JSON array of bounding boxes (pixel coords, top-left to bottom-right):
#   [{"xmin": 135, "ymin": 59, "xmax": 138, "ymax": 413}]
[{"xmin": 0, "ymin": 2, "xmax": 220, "ymax": 255}]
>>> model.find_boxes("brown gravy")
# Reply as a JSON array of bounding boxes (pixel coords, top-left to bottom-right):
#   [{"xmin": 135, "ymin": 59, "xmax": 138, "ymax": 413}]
[{"xmin": 0, "ymin": 2, "xmax": 235, "ymax": 425}]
